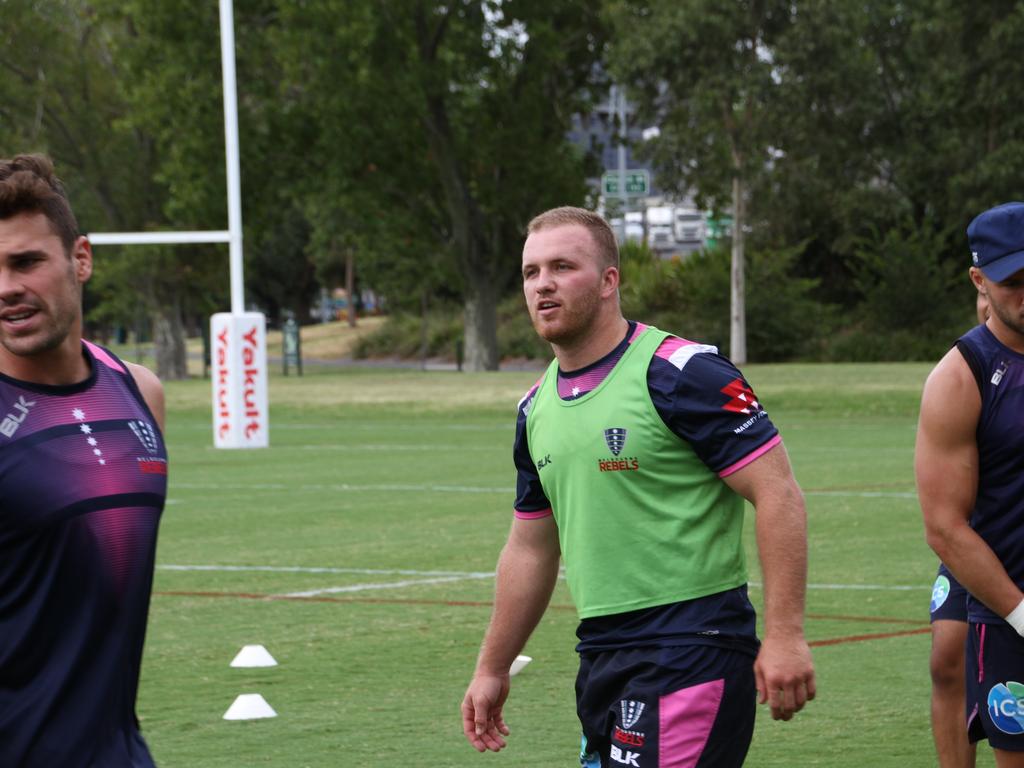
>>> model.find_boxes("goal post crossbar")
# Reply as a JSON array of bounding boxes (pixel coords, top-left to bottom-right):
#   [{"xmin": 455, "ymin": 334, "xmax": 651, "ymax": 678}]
[{"xmin": 88, "ymin": 231, "xmax": 231, "ymax": 246}]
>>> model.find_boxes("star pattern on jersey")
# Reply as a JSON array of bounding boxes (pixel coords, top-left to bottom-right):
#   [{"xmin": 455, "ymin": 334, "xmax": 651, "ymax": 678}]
[
  {"xmin": 571, "ymin": 386, "xmax": 581, "ymax": 397},
  {"xmin": 72, "ymin": 408, "xmax": 105, "ymax": 465}
]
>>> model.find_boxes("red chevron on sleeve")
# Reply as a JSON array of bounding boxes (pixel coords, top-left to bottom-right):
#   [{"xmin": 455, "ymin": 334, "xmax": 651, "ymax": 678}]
[{"xmin": 720, "ymin": 378, "xmax": 761, "ymax": 414}]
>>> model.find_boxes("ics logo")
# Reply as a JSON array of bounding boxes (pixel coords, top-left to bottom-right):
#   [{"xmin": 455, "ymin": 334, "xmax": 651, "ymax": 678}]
[
  {"xmin": 930, "ymin": 575, "xmax": 951, "ymax": 613},
  {"xmin": 988, "ymin": 682, "xmax": 1024, "ymax": 734}
]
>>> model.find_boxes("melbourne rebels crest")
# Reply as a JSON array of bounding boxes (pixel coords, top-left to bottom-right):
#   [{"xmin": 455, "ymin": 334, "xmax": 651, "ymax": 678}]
[
  {"xmin": 599, "ymin": 428, "xmax": 639, "ymax": 473},
  {"xmin": 604, "ymin": 427, "xmax": 628, "ymax": 456}
]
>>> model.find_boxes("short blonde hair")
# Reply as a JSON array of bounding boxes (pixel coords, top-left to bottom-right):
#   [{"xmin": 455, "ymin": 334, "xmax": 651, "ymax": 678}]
[{"xmin": 527, "ymin": 206, "xmax": 619, "ymax": 269}]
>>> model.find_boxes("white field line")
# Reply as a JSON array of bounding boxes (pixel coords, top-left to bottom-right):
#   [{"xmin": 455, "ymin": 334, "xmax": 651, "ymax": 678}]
[
  {"xmin": 169, "ymin": 483, "xmax": 916, "ymax": 498},
  {"xmin": 158, "ymin": 564, "xmax": 495, "ymax": 577},
  {"xmin": 158, "ymin": 564, "xmax": 924, "ymax": 593},
  {"xmin": 750, "ymin": 581, "xmax": 920, "ymax": 592},
  {"xmin": 804, "ymin": 490, "xmax": 917, "ymax": 499},
  {"xmin": 170, "ymin": 482, "xmax": 509, "ymax": 494},
  {"xmin": 158, "ymin": 564, "xmax": 497, "ymax": 599},
  {"xmin": 277, "ymin": 573, "xmax": 496, "ymax": 598}
]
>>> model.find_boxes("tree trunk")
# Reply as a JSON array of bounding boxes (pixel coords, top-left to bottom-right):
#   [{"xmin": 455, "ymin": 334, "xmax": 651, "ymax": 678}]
[
  {"xmin": 463, "ymin": 273, "xmax": 500, "ymax": 371},
  {"xmin": 345, "ymin": 247, "xmax": 357, "ymax": 328},
  {"xmin": 153, "ymin": 296, "xmax": 188, "ymax": 380},
  {"xmin": 730, "ymin": 173, "xmax": 747, "ymax": 365}
]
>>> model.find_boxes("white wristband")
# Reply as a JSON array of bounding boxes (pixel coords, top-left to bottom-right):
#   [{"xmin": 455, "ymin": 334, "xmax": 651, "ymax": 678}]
[{"xmin": 1005, "ymin": 599, "xmax": 1024, "ymax": 637}]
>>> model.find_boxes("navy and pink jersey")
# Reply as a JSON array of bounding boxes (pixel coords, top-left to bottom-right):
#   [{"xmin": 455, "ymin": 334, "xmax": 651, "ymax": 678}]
[
  {"xmin": 0, "ymin": 341, "xmax": 166, "ymax": 768},
  {"xmin": 513, "ymin": 322, "xmax": 777, "ymax": 654},
  {"xmin": 955, "ymin": 323, "xmax": 1024, "ymax": 624}
]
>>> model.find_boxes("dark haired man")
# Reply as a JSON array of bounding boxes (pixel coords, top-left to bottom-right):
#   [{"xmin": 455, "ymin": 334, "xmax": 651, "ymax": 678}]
[
  {"xmin": 462, "ymin": 206, "xmax": 815, "ymax": 766},
  {"xmin": 927, "ymin": 293, "xmax": 989, "ymax": 768},
  {"xmin": 0, "ymin": 154, "xmax": 167, "ymax": 767},
  {"xmin": 918, "ymin": 201, "xmax": 1024, "ymax": 767}
]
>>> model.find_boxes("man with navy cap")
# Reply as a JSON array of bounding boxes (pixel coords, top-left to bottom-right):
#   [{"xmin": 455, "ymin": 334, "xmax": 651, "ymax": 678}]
[{"xmin": 917, "ymin": 201, "xmax": 1024, "ymax": 766}]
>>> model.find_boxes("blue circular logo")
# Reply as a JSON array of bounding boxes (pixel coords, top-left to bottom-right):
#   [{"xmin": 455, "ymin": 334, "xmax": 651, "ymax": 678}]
[
  {"xmin": 988, "ymin": 682, "xmax": 1024, "ymax": 734},
  {"xmin": 930, "ymin": 575, "xmax": 951, "ymax": 613}
]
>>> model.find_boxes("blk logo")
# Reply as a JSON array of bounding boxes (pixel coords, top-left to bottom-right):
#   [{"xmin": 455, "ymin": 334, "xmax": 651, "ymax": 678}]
[
  {"xmin": 992, "ymin": 361, "xmax": 1008, "ymax": 386},
  {"xmin": 610, "ymin": 744, "xmax": 640, "ymax": 767},
  {"xmin": 0, "ymin": 396, "xmax": 36, "ymax": 438}
]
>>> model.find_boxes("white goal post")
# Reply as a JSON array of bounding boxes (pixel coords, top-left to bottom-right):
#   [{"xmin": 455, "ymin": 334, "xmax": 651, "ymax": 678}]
[{"xmin": 85, "ymin": 0, "xmax": 268, "ymax": 449}]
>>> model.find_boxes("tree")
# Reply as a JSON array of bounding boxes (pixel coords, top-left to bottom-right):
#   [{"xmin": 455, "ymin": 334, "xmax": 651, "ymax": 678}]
[
  {"xmin": 274, "ymin": 0, "xmax": 608, "ymax": 370},
  {"xmin": 607, "ymin": 0, "xmax": 794, "ymax": 363}
]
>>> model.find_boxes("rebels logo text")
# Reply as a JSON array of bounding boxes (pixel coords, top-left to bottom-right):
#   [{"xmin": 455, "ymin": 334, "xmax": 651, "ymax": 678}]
[{"xmin": 598, "ymin": 457, "xmax": 639, "ymax": 472}]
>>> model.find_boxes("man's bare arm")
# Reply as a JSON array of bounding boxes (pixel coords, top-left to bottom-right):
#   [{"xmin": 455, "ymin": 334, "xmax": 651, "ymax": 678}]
[
  {"xmin": 916, "ymin": 348, "xmax": 1024, "ymax": 619},
  {"xmin": 461, "ymin": 515, "xmax": 561, "ymax": 752},
  {"xmin": 724, "ymin": 443, "xmax": 815, "ymax": 721},
  {"xmin": 126, "ymin": 362, "xmax": 165, "ymax": 433}
]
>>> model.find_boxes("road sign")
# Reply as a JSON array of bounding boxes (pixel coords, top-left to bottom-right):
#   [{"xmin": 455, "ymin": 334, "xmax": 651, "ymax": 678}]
[{"xmin": 602, "ymin": 170, "xmax": 650, "ymax": 196}]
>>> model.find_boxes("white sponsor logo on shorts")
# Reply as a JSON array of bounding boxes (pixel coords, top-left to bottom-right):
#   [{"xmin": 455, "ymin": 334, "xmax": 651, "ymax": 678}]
[{"xmin": 610, "ymin": 744, "xmax": 640, "ymax": 767}]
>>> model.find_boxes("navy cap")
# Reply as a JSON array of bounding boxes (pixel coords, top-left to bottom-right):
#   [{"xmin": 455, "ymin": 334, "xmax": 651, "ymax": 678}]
[{"xmin": 968, "ymin": 202, "xmax": 1024, "ymax": 282}]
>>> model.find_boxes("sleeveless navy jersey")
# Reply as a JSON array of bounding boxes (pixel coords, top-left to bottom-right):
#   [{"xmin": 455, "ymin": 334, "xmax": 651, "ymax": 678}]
[
  {"xmin": 0, "ymin": 341, "xmax": 166, "ymax": 767},
  {"xmin": 513, "ymin": 322, "xmax": 777, "ymax": 655},
  {"xmin": 956, "ymin": 324, "xmax": 1024, "ymax": 624}
]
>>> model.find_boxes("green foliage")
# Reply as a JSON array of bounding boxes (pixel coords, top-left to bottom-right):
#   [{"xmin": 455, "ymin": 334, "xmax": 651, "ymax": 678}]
[
  {"xmin": 352, "ymin": 294, "xmax": 551, "ymax": 362},
  {"xmin": 351, "ymin": 307, "xmax": 464, "ymax": 360},
  {"xmin": 620, "ymin": 241, "xmax": 828, "ymax": 361},
  {"xmin": 823, "ymin": 221, "xmax": 972, "ymax": 361},
  {"xmin": 606, "ymin": 0, "xmax": 791, "ymax": 208},
  {"xmin": 6, "ymin": 0, "xmax": 1024, "ymax": 366},
  {"xmin": 270, "ymin": 0, "xmax": 609, "ymax": 369},
  {"xmin": 618, "ymin": 240, "xmax": 688, "ymax": 329}
]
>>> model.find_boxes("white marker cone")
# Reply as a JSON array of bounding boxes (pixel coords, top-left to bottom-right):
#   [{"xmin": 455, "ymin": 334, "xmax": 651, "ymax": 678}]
[
  {"xmin": 230, "ymin": 644, "xmax": 278, "ymax": 668},
  {"xmin": 223, "ymin": 693, "xmax": 277, "ymax": 720},
  {"xmin": 509, "ymin": 655, "xmax": 532, "ymax": 677}
]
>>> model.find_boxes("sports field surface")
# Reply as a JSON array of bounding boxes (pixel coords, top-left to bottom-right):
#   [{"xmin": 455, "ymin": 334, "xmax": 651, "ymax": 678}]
[{"xmin": 135, "ymin": 361, "xmax": 993, "ymax": 767}]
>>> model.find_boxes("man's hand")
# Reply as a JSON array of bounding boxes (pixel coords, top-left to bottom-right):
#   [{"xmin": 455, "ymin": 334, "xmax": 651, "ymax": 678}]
[
  {"xmin": 461, "ymin": 673, "xmax": 511, "ymax": 752},
  {"xmin": 754, "ymin": 633, "xmax": 816, "ymax": 721}
]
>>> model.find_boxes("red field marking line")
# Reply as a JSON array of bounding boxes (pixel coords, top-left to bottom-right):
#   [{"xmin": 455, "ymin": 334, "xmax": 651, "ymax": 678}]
[
  {"xmin": 154, "ymin": 590, "xmax": 578, "ymax": 610},
  {"xmin": 153, "ymin": 591, "xmax": 931, "ymax": 643},
  {"xmin": 806, "ymin": 613, "xmax": 928, "ymax": 626},
  {"xmin": 810, "ymin": 627, "xmax": 931, "ymax": 647}
]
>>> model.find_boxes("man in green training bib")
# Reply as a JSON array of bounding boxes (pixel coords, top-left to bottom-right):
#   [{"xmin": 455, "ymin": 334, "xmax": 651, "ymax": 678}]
[{"xmin": 461, "ymin": 206, "xmax": 815, "ymax": 767}]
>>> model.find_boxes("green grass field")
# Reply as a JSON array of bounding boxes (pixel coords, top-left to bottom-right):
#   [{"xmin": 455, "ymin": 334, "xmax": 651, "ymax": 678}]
[{"xmin": 135, "ymin": 362, "xmax": 992, "ymax": 767}]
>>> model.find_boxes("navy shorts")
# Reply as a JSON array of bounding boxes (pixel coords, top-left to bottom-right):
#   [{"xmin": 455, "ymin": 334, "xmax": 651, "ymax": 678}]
[
  {"xmin": 966, "ymin": 622, "xmax": 1024, "ymax": 750},
  {"xmin": 576, "ymin": 644, "xmax": 756, "ymax": 768},
  {"xmin": 931, "ymin": 563, "xmax": 969, "ymax": 623}
]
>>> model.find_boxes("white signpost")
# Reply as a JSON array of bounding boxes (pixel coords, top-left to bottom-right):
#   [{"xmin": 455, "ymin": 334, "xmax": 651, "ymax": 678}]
[
  {"xmin": 211, "ymin": 313, "xmax": 268, "ymax": 448},
  {"xmin": 86, "ymin": 0, "xmax": 269, "ymax": 449}
]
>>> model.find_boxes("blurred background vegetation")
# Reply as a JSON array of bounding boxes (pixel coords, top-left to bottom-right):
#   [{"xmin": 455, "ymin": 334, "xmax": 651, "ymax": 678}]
[{"xmin": 1, "ymin": 0, "xmax": 1018, "ymax": 372}]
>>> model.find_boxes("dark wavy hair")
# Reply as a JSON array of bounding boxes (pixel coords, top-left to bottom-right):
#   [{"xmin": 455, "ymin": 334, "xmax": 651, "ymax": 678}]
[{"xmin": 0, "ymin": 154, "xmax": 79, "ymax": 252}]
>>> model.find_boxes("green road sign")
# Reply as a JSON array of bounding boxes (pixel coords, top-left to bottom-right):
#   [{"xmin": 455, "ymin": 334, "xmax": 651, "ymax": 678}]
[{"xmin": 602, "ymin": 170, "xmax": 650, "ymax": 196}]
